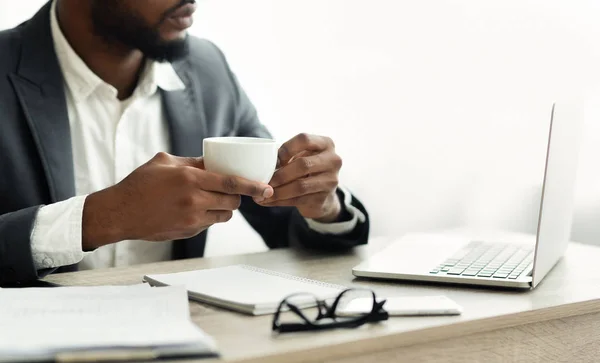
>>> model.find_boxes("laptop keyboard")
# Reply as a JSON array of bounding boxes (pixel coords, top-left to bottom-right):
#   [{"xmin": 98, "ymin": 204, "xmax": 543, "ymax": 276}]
[{"xmin": 429, "ymin": 241, "xmax": 534, "ymax": 279}]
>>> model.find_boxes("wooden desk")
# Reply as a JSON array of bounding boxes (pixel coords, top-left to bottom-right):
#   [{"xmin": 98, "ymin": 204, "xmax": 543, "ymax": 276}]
[{"xmin": 44, "ymin": 235, "xmax": 600, "ymax": 363}]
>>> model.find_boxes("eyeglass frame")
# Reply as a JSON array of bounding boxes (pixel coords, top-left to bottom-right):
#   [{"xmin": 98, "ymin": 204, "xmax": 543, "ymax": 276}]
[{"xmin": 272, "ymin": 288, "xmax": 389, "ymax": 333}]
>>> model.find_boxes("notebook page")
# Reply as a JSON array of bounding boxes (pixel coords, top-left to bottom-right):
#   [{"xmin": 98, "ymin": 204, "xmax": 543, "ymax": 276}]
[
  {"xmin": 145, "ymin": 265, "xmax": 345, "ymax": 306},
  {"xmin": 0, "ymin": 285, "xmax": 215, "ymax": 354}
]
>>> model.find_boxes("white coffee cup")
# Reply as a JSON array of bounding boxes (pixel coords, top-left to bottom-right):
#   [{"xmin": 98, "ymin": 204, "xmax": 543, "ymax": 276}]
[{"xmin": 202, "ymin": 137, "xmax": 278, "ymax": 183}]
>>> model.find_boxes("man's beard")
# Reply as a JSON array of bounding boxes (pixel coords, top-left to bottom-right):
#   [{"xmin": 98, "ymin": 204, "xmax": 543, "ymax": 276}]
[{"xmin": 90, "ymin": 0, "xmax": 192, "ymax": 63}]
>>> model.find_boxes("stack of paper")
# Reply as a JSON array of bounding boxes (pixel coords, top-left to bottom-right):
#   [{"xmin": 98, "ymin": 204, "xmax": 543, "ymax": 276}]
[{"xmin": 0, "ymin": 285, "xmax": 218, "ymax": 362}]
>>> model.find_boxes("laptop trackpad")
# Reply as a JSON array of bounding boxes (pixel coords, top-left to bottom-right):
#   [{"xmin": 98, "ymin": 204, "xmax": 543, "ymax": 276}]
[{"xmin": 360, "ymin": 234, "xmax": 468, "ymax": 274}]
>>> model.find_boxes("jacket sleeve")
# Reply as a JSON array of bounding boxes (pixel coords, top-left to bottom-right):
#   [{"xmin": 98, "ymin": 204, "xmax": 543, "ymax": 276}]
[
  {"xmin": 208, "ymin": 42, "xmax": 370, "ymax": 251},
  {"xmin": 0, "ymin": 206, "xmax": 55, "ymax": 285}
]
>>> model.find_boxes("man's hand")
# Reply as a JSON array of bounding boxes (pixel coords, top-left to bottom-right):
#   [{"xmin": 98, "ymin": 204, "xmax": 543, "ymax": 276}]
[
  {"xmin": 82, "ymin": 152, "xmax": 274, "ymax": 250},
  {"xmin": 255, "ymin": 133, "xmax": 343, "ymax": 223}
]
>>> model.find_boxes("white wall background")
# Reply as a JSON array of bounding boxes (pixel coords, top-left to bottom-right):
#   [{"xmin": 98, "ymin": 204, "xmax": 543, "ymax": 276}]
[{"xmin": 2, "ymin": 0, "xmax": 600, "ymax": 256}]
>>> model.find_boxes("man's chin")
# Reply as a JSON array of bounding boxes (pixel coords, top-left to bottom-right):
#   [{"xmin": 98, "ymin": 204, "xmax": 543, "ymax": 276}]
[
  {"xmin": 142, "ymin": 36, "xmax": 190, "ymax": 63},
  {"xmin": 159, "ymin": 31, "xmax": 189, "ymax": 44}
]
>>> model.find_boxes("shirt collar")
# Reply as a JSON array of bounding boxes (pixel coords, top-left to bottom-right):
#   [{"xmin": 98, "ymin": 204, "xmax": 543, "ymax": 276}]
[
  {"xmin": 49, "ymin": 0, "xmax": 185, "ymax": 103},
  {"xmin": 137, "ymin": 61, "xmax": 187, "ymax": 98}
]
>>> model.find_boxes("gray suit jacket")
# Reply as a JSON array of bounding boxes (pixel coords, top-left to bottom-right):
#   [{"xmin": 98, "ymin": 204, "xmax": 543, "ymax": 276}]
[{"xmin": 0, "ymin": 3, "xmax": 369, "ymax": 285}]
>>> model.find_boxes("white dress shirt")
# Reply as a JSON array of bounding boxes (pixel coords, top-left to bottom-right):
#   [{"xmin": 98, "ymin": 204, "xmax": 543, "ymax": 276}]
[{"xmin": 29, "ymin": 0, "xmax": 364, "ymax": 272}]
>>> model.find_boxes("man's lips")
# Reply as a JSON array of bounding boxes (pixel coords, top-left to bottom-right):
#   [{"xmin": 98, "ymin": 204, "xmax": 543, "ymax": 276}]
[
  {"xmin": 166, "ymin": 3, "xmax": 197, "ymax": 30},
  {"xmin": 169, "ymin": 3, "xmax": 197, "ymax": 19}
]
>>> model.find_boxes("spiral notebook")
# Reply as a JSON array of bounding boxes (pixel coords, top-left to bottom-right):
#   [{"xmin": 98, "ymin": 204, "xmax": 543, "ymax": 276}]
[{"xmin": 143, "ymin": 265, "xmax": 346, "ymax": 315}]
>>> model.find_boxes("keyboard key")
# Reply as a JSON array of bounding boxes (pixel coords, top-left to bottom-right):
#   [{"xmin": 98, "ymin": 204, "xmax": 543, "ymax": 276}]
[
  {"xmin": 429, "ymin": 270, "xmax": 440, "ymax": 274},
  {"xmin": 462, "ymin": 271, "xmax": 479, "ymax": 276},
  {"xmin": 477, "ymin": 272, "xmax": 493, "ymax": 277},
  {"xmin": 493, "ymin": 273, "xmax": 509, "ymax": 278}
]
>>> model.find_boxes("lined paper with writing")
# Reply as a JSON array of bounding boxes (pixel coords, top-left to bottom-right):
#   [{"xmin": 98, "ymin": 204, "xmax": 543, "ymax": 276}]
[{"xmin": 0, "ymin": 285, "xmax": 216, "ymax": 362}]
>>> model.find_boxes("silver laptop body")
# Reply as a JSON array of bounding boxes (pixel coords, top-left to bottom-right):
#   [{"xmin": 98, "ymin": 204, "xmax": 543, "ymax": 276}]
[{"xmin": 353, "ymin": 100, "xmax": 584, "ymax": 289}]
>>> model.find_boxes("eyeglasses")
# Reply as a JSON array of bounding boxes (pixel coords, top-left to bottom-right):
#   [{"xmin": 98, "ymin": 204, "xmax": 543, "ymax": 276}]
[{"xmin": 272, "ymin": 288, "xmax": 388, "ymax": 333}]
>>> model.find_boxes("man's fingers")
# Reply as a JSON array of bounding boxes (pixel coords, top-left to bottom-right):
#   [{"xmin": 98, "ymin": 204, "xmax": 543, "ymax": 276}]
[
  {"xmin": 204, "ymin": 210, "xmax": 234, "ymax": 224},
  {"xmin": 270, "ymin": 152, "xmax": 342, "ymax": 188},
  {"xmin": 199, "ymin": 192, "xmax": 242, "ymax": 211},
  {"xmin": 257, "ymin": 195, "xmax": 305, "ymax": 208},
  {"xmin": 177, "ymin": 167, "xmax": 273, "ymax": 198},
  {"xmin": 190, "ymin": 157, "xmax": 206, "ymax": 170},
  {"xmin": 261, "ymin": 173, "xmax": 337, "ymax": 203},
  {"xmin": 278, "ymin": 134, "xmax": 334, "ymax": 166},
  {"xmin": 258, "ymin": 192, "xmax": 329, "ymax": 208},
  {"xmin": 153, "ymin": 152, "xmax": 205, "ymax": 169},
  {"xmin": 197, "ymin": 171, "xmax": 273, "ymax": 198}
]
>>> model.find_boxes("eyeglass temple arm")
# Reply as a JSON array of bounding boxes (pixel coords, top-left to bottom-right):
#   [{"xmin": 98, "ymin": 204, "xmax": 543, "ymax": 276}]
[{"xmin": 274, "ymin": 322, "xmax": 322, "ymax": 333}]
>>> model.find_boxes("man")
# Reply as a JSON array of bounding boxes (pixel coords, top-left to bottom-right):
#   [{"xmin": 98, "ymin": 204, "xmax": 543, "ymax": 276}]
[{"xmin": 0, "ymin": 0, "xmax": 369, "ymax": 285}]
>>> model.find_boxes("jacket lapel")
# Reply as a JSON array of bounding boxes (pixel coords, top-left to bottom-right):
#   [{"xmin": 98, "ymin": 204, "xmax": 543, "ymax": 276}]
[
  {"xmin": 9, "ymin": 2, "xmax": 75, "ymax": 203},
  {"xmin": 162, "ymin": 61, "xmax": 209, "ymax": 259},
  {"xmin": 162, "ymin": 62, "xmax": 207, "ymax": 158}
]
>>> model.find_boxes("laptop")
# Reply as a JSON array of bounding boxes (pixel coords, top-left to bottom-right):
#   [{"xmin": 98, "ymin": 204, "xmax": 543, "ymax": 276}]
[{"xmin": 353, "ymin": 100, "xmax": 584, "ymax": 289}]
